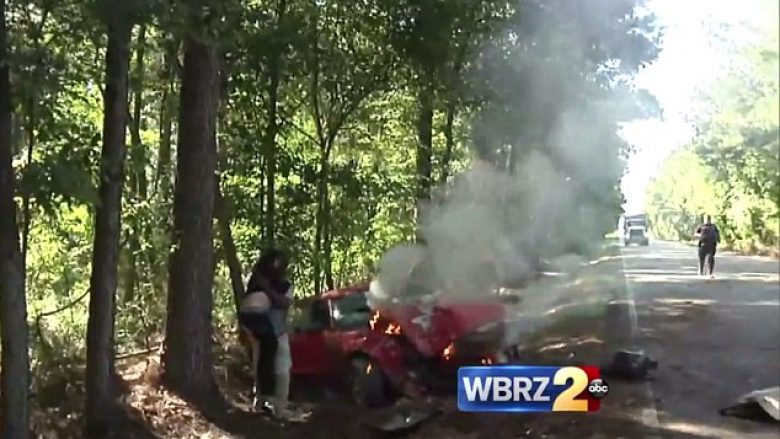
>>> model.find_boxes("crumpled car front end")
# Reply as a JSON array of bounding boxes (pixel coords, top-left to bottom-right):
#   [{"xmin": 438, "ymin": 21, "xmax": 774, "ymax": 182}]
[{"xmin": 362, "ymin": 291, "xmax": 509, "ymax": 398}]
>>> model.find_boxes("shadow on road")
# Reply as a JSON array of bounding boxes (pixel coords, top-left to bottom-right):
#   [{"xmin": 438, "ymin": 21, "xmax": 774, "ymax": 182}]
[{"xmin": 615, "ymin": 242, "xmax": 780, "ymax": 439}]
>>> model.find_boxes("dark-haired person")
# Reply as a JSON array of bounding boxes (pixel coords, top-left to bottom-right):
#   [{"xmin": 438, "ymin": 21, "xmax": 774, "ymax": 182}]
[
  {"xmin": 694, "ymin": 215, "xmax": 721, "ymax": 277},
  {"xmin": 239, "ymin": 260, "xmax": 278, "ymax": 413},
  {"xmin": 241, "ymin": 249, "xmax": 307, "ymax": 422}
]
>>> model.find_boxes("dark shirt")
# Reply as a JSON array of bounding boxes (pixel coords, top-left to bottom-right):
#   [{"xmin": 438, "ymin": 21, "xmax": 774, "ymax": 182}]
[
  {"xmin": 246, "ymin": 273, "xmax": 290, "ymax": 301},
  {"xmin": 696, "ymin": 223, "xmax": 720, "ymax": 247},
  {"xmin": 245, "ymin": 272, "xmax": 292, "ymax": 336}
]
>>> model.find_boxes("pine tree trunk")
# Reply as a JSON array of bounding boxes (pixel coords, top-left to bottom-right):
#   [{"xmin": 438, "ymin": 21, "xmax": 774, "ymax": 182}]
[
  {"xmin": 323, "ymin": 180, "xmax": 333, "ymax": 290},
  {"xmin": 126, "ymin": 24, "xmax": 147, "ymax": 303},
  {"xmin": 263, "ymin": 58, "xmax": 279, "ymax": 245},
  {"xmin": 161, "ymin": 35, "xmax": 219, "ymax": 399},
  {"xmin": 215, "ymin": 181, "xmax": 244, "ymax": 315},
  {"xmin": 0, "ymin": 1, "xmax": 30, "ymax": 436},
  {"xmin": 21, "ymin": 101, "xmax": 34, "ymax": 263},
  {"xmin": 313, "ymin": 152, "xmax": 328, "ymax": 295},
  {"xmin": 85, "ymin": 2, "xmax": 133, "ymax": 435},
  {"xmin": 415, "ymin": 82, "xmax": 434, "ymax": 230},
  {"xmin": 263, "ymin": 0, "xmax": 288, "ymax": 246},
  {"xmin": 155, "ymin": 37, "xmax": 177, "ymax": 200},
  {"xmin": 215, "ymin": 112, "xmax": 244, "ymax": 316},
  {"xmin": 440, "ymin": 100, "xmax": 456, "ymax": 185},
  {"xmin": 152, "ymin": 41, "xmax": 176, "ymax": 295}
]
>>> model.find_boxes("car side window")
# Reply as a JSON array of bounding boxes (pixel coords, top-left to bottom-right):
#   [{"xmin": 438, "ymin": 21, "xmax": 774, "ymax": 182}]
[
  {"xmin": 294, "ymin": 300, "xmax": 329, "ymax": 332},
  {"xmin": 330, "ymin": 292, "xmax": 372, "ymax": 330},
  {"xmin": 309, "ymin": 300, "xmax": 331, "ymax": 329}
]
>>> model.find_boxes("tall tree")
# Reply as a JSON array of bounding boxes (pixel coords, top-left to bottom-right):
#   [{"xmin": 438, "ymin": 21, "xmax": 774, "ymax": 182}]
[
  {"xmin": 383, "ymin": 0, "xmax": 510, "ymax": 226},
  {"xmin": 306, "ymin": 0, "xmax": 394, "ymax": 292},
  {"xmin": 84, "ymin": 0, "xmax": 134, "ymax": 434},
  {"xmin": 262, "ymin": 0, "xmax": 288, "ymax": 246},
  {"xmin": 161, "ymin": 27, "xmax": 220, "ymax": 398},
  {"xmin": 0, "ymin": 0, "xmax": 30, "ymax": 436},
  {"xmin": 647, "ymin": 12, "xmax": 779, "ymax": 250},
  {"xmin": 125, "ymin": 23, "xmax": 148, "ymax": 302}
]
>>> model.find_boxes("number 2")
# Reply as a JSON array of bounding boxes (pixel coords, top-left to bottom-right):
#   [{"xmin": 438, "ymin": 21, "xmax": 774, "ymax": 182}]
[{"xmin": 552, "ymin": 367, "xmax": 589, "ymax": 412}]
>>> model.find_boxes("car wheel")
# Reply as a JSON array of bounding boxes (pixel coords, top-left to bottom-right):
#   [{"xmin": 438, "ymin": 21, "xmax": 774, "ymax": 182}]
[{"xmin": 348, "ymin": 357, "xmax": 389, "ymax": 407}]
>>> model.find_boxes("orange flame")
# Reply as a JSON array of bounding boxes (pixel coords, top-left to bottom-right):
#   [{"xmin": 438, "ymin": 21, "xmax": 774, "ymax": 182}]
[
  {"xmin": 443, "ymin": 342, "xmax": 456, "ymax": 360},
  {"xmin": 385, "ymin": 322, "xmax": 402, "ymax": 335},
  {"xmin": 369, "ymin": 311, "xmax": 380, "ymax": 330}
]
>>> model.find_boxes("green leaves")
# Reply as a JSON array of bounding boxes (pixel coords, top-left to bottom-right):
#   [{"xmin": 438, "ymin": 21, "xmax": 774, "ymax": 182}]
[{"xmin": 647, "ymin": 17, "xmax": 779, "ymax": 250}]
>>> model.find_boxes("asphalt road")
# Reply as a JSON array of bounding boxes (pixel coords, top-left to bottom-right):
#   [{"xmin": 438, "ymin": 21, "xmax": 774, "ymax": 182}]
[
  {"xmin": 615, "ymin": 240, "xmax": 780, "ymax": 438},
  {"xmin": 292, "ymin": 240, "xmax": 779, "ymax": 439}
]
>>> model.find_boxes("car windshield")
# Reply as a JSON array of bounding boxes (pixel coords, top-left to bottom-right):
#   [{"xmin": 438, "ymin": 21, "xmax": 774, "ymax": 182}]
[
  {"xmin": 331, "ymin": 291, "xmax": 372, "ymax": 330},
  {"xmin": 630, "ymin": 229, "xmax": 644, "ymax": 236}
]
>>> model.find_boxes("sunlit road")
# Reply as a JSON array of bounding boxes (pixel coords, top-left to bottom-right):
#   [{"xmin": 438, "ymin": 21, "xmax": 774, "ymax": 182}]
[{"xmin": 619, "ymin": 240, "xmax": 780, "ymax": 438}]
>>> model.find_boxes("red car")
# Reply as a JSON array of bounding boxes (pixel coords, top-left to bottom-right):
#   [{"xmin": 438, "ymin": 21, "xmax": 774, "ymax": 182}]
[{"xmin": 289, "ymin": 284, "xmax": 509, "ymax": 406}]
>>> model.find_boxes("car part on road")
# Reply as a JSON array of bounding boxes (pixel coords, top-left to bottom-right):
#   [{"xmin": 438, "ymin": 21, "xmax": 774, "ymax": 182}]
[
  {"xmin": 601, "ymin": 349, "xmax": 658, "ymax": 380},
  {"xmin": 720, "ymin": 386, "xmax": 780, "ymax": 422}
]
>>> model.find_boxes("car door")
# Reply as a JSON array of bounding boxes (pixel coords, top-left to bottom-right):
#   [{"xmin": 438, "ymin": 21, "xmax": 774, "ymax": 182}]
[{"xmin": 289, "ymin": 300, "xmax": 340, "ymax": 376}]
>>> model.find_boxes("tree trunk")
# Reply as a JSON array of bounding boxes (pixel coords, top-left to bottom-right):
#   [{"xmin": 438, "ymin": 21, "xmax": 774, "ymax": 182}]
[
  {"xmin": 263, "ymin": 57, "xmax": 280, "ymax": 246},
  {"xmin": 440, "ymin": 100, "xmax": 456, "ymax": 185},
  {"xmin": 215, "ymin": 108, "xmax": 243, "ymax": 316},
  {"xmin": 85, "ymin": 2, "xmax": 133, "ymax": 435},
  {"xmin": 0, "ymin": 1, "xmax": 30, "ymax": 436},
  {"xmin": 313, "ymin": 152, "xmax": 329, "ymax": 295},
  {"xmin": 156, "ymin": 90, "xmax": 174, "ymax": 197},
  {"xmin": 323, "ymin": 181, "xmax": 333, "ymax": 290},
  {"xmin": 21, "ymin": 100, "xmax": 34, "ymax": 263},
  {"xmin": 126, "ymin": 24, "xmax": 147, "ymax": 303},
  {"xmin": 151, "ymin": 41, "xmax": 176, "ymax": 296},
  {"xmin": 155, "ymin": 38, "xmax": 177, "ymax": 200},
  {"xmin": 415, "ymin": 82, "xmax": 434, "ymax": 230},
  {"xmin": 263, "ymin": 0, "xmax": 287, "ymax": 246},
  {"xmin": 215, "ymin": 181, "xmax": 243, "ymax": 315},
  {"xmin": 20, "ymin": 5, "xmax": 49, "ymax": 267},
  {"xmin": 161, "ymin": 35, "xmax": 219, "ymax": 399}
]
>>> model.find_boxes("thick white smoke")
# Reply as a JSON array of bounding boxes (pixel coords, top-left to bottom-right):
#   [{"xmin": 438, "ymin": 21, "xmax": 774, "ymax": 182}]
[
  {"xmin": 368, "ymin": 1, "xmax": 658, "ymax": 309},
  {"xmin": 370, "ymin": 152, "xmax": 594, "ymax": 307}
]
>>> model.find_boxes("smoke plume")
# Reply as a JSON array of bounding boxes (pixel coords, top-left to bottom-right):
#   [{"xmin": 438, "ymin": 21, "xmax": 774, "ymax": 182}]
[{"xmin": 368, "ymin": 0, "xmax": 659, "ymax": 309}]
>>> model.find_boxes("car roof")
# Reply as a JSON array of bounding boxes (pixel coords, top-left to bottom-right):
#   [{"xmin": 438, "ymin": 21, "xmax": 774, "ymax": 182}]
[{"xmin": 320, "ymin": 283, "xmax": 370, "ymax": 300}]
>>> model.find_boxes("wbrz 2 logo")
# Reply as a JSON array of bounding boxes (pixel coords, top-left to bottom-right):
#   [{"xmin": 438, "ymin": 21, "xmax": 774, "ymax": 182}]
[{"xmin": 458, "ymin": 366, "xmax": 608, "ymax": 412}]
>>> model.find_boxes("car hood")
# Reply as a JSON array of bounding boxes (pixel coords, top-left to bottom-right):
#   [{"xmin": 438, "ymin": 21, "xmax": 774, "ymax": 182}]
[{"xmin": 373, "ymin": 297, "xmax": 506, "ymax": 358}]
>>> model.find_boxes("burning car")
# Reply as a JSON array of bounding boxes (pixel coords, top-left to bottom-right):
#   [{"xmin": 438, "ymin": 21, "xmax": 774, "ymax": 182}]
[{"xmin": 288, "ymin": 283, "xmax": 510, "ymax": 406}]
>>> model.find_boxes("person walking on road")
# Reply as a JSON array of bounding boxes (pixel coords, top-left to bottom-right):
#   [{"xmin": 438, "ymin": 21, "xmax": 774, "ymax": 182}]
[{"xmin": 695, "ymin": 215, "xmax": 721, "ymax": 277}]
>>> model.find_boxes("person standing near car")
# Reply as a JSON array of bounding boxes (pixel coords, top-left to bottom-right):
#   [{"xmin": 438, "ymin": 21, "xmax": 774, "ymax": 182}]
[
  {"xmin": 240, "ymin": 252, "xmax": 279, "ymax": 412},
  {"xmin": 241, "ymin": 248, "xmax": 308, "ymax": 422},
  {"xmin": 694, "ymin": 215, "xmax": 721, "ymax": 277}
]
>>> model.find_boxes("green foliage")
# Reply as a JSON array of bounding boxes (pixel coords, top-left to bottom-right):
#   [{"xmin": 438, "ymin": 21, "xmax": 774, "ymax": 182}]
[
  {"xmin": 8, "ymin": 0, "xmax": 663, "ymax": 400},
  {"xmin": 647, "ymin": 19, "xmax": 779, "ymax": 252}
]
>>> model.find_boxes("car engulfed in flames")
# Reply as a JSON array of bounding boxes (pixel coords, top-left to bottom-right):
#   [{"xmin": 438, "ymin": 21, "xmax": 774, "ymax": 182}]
[{"xmin": 288, "ymin": 282, "xmax": 513, "ymax": 406}]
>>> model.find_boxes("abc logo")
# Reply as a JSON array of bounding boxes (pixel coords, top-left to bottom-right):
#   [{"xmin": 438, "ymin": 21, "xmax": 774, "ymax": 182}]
[{"xmin": 587, "ymin": 378, "xmax": 609, "ymax": 399}]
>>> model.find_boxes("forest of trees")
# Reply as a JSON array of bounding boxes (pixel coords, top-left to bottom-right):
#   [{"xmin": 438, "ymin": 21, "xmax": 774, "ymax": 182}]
[
  {"xmin": 0, "ymin": 0, "xmax": 660, "ymax": 436},
  {"xmin": 646, "ymin": 12, "xmax": 779, "ymax": 254}
]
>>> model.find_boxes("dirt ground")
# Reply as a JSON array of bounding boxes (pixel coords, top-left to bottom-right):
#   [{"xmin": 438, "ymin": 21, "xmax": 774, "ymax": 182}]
[{"xmin": 30, "ymin": 241, "xmax": 780, "ymax": 438}]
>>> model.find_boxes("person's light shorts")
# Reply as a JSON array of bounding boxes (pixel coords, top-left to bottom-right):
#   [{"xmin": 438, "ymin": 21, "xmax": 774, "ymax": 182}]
[{"xmin": 275, "ymin": 333, "xmax": 292, "ymax": 372}]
